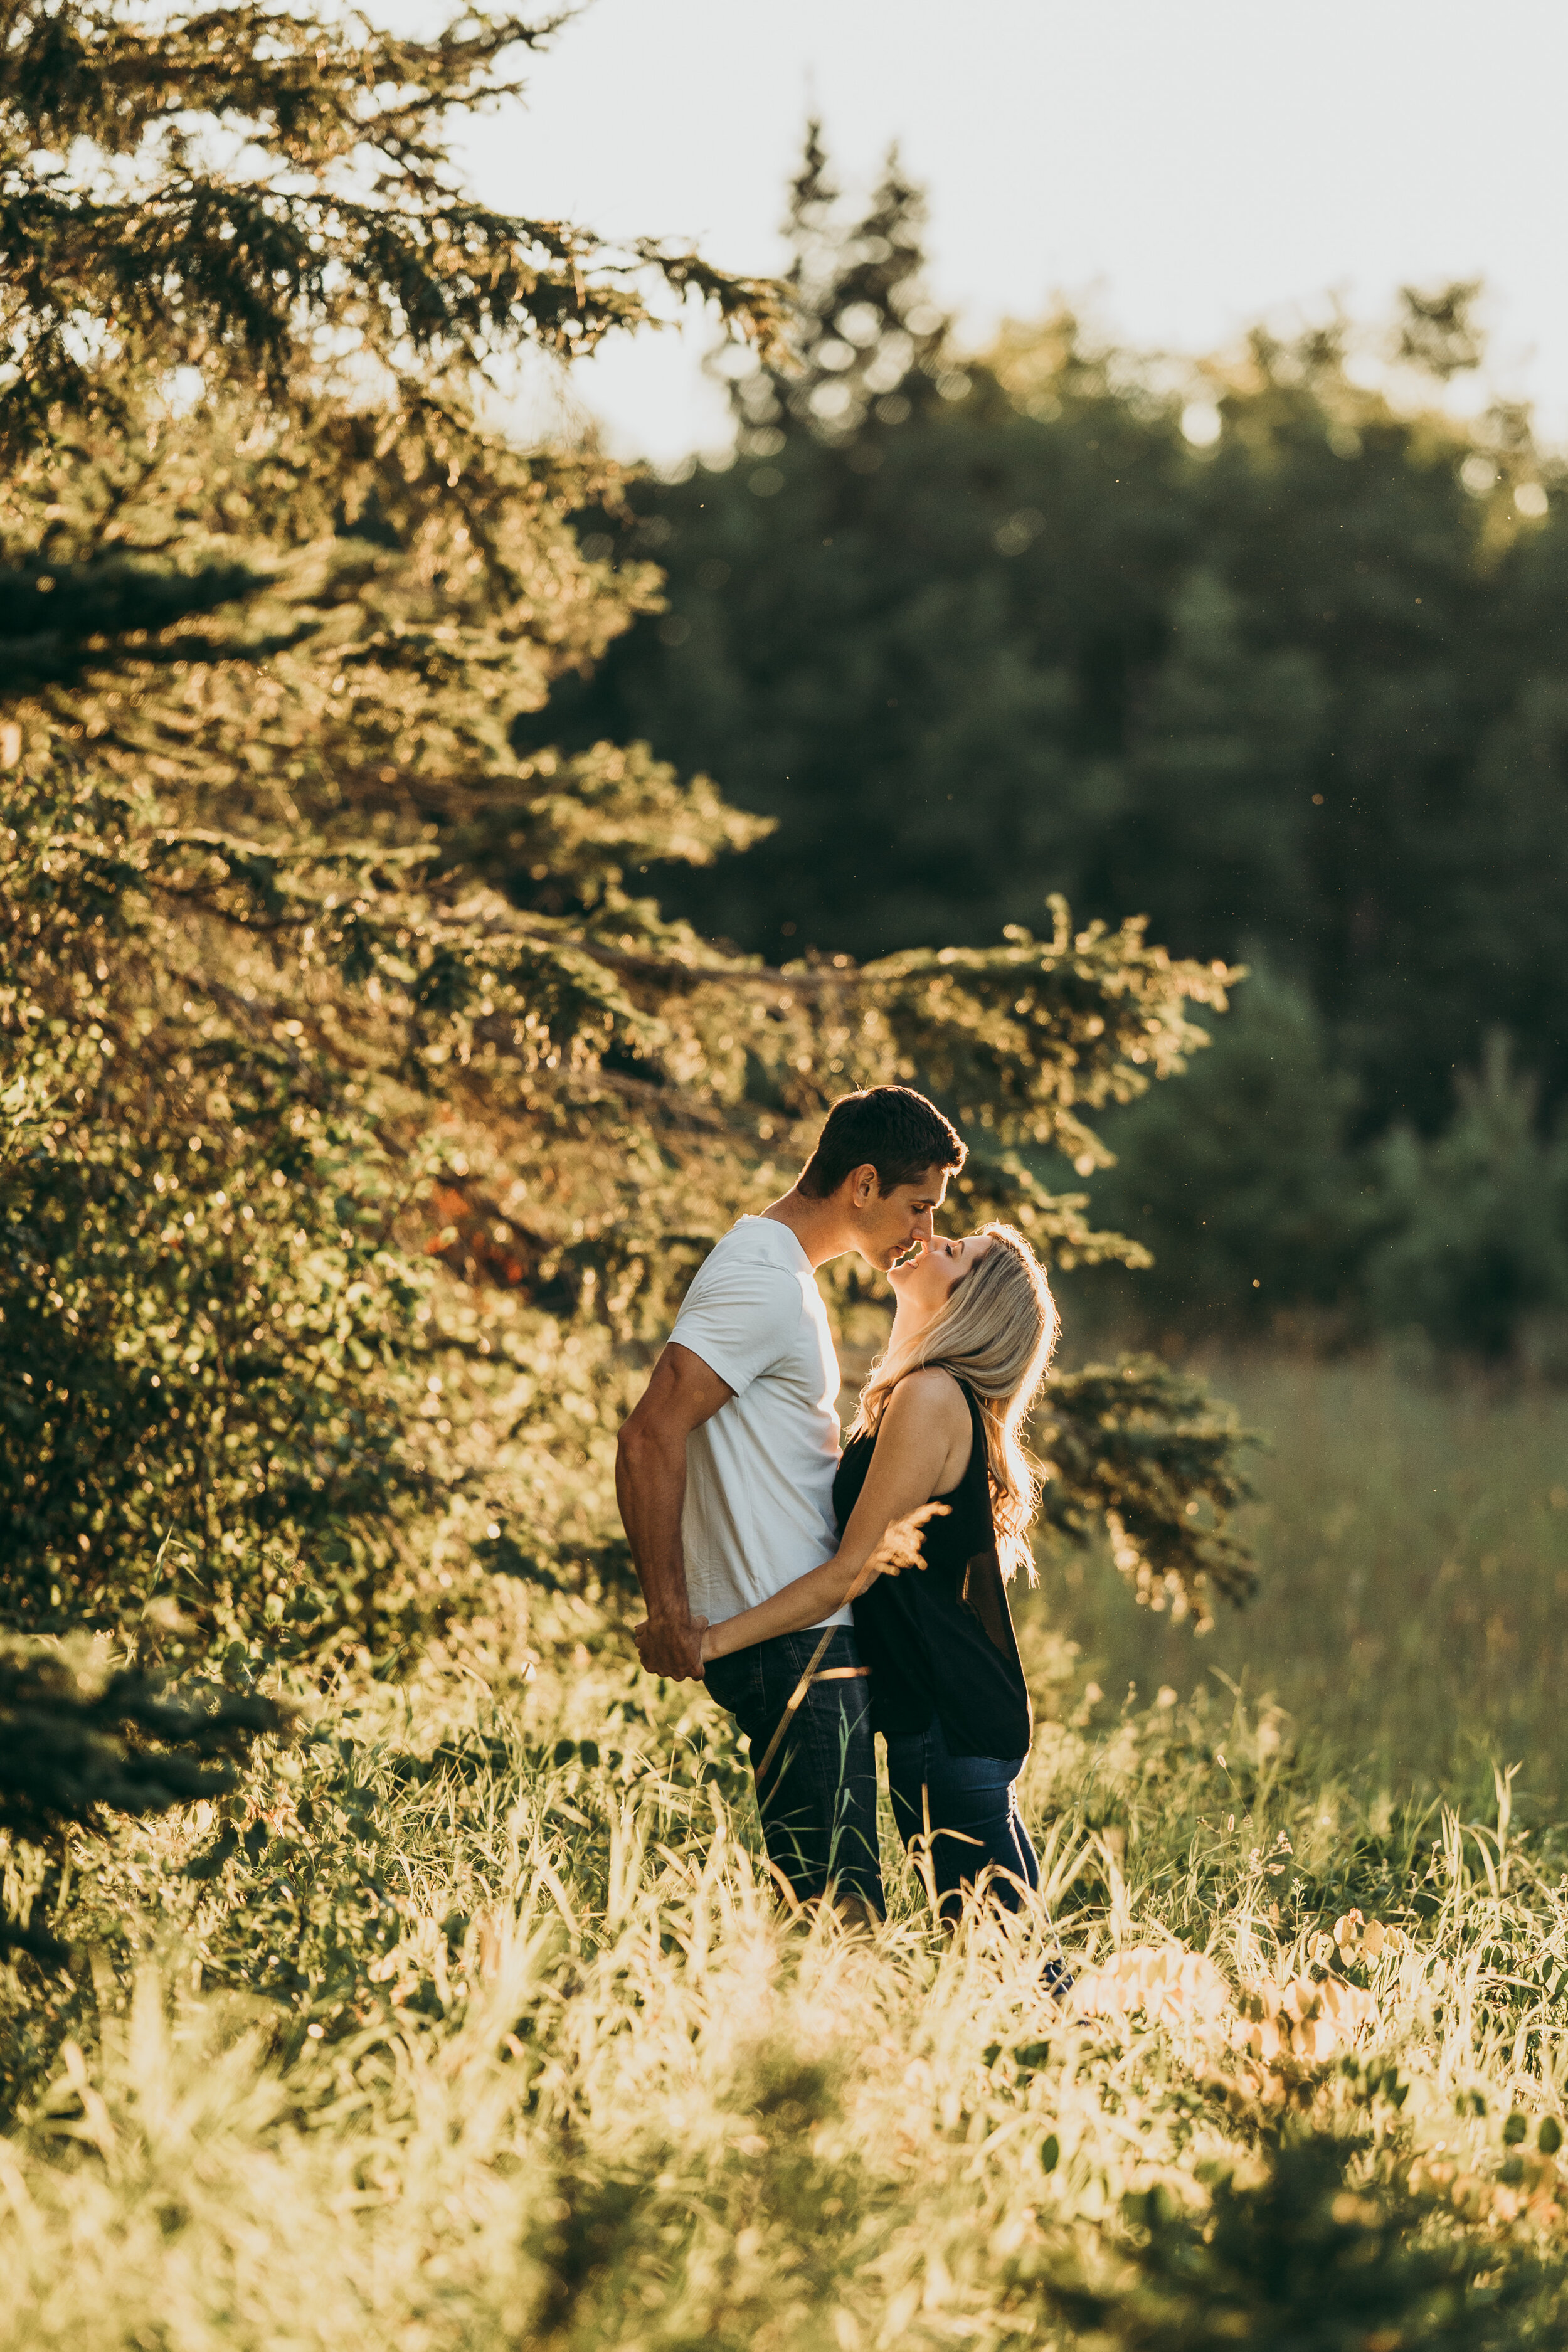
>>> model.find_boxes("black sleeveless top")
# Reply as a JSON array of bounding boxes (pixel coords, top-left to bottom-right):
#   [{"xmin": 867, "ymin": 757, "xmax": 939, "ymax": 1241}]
[{"xmin": 834, "ymin": 1377, "xmax": 1032, "ymax": 1761}]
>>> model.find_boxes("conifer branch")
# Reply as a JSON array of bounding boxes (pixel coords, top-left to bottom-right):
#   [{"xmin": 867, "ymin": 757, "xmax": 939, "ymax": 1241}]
[{"xmin": 1, "ymin": 0, "xmax": 785, "ymax": 438}]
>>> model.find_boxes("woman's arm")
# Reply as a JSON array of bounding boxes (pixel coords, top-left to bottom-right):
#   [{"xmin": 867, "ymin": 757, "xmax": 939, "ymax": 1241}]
[{"xmin": 697, "ymin": 1369, "xmax": 971, "ymax": 1661}]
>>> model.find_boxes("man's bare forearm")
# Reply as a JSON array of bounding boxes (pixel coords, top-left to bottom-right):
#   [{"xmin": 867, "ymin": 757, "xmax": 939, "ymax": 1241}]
[
  {"xmin": 615, "ymin": 1419, "xmax": 706, "ymax": 1680},
  {"xmin": 617, "ymin": 1343, "xmax": 731, "ymax": 1683},
  {"xmin": 615, "ymin": 1424, "xmax": 693, "ymax": 1624}
]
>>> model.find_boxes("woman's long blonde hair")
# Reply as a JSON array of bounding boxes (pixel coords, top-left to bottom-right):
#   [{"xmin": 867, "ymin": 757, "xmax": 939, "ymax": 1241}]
[{"xmin": 850, "ymin": 1222, "xmax": 1058, "ymax": 1581}]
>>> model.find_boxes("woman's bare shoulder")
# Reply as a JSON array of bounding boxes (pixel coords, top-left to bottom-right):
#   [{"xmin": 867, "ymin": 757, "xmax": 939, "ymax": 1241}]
[{"xmin": 884, "ymin": 1365, "xmax": 970, "ymax": 1431}]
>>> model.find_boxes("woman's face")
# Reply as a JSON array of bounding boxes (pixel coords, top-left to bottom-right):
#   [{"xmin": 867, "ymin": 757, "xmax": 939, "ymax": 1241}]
[{"xmin": 887, "ymin": 1230, "xmax": 992, "ymax": 1320}]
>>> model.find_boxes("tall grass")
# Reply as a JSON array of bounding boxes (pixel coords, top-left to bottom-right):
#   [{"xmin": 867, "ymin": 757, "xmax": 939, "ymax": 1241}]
[
  {"xmin": 1042, "ymin": 1350, "xmax": 1568, "ymax": 1797},
  {"xmin": 3, "ymin": 1351, "xmax": 1568, "ymax": 2346}
]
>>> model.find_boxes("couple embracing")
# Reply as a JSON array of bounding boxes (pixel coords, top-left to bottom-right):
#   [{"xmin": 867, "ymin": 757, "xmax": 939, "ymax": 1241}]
[{"xmin": 617, "ymin": 1086, "xmax": 1058, "ymax": 1924}]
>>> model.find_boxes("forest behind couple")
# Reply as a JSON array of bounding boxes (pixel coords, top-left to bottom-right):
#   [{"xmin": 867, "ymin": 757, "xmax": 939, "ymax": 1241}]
[{"xmin": 617, "ymin": 1086, "xmax": 1059, "ymax": 1924}]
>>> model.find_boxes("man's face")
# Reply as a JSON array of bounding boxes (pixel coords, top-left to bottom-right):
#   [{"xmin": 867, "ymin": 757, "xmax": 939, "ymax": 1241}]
[{"xmin": 850, "ymin": 1163, "xmax": 952, "ymax": 1272}]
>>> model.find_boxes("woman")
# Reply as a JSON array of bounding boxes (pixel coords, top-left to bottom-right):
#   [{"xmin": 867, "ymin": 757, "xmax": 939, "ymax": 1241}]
[{"xmin": 699, "ymin": 1221, "xmax": 1058, "ymax": 1924}]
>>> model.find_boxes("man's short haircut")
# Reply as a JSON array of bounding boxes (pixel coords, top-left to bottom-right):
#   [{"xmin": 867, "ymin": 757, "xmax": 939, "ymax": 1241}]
[{"xmin": 797, "ymin": 1086, "xmax": 965, "ymax": 1201}]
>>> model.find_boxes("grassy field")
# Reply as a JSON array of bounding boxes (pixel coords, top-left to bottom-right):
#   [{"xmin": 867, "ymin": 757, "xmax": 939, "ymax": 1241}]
[
  {"xmin": 4, "ymin": 1350, "xmax": 1568, "ymax": 2348},
  {"xmin": 1044, "ymin": 1350, "xmax": 1568, "ymax": 1799}
]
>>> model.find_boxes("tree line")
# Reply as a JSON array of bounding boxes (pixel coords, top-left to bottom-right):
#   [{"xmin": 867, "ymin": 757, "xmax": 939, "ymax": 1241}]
[{"xmin": 553, "ymin": 133, "xmax": 1568, "ymax": 1361}]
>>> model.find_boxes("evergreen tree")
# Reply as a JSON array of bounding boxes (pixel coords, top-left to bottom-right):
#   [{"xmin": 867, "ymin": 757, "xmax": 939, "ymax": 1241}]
[
  {"xmin": 724, "ymin": 123, "xmax": 954, "ymax": 452},
  {"xmin": 3, "ymin": 0, "xmax": 776, "ymax": 424},
  {"xmin": 0, "ymin": 0, "xmax": 777, "ymax": 1638},
  {"xmin": 0, "ymin": 11, "xmax": 1258, "ymax": 1714},
  {"xmin": 1365, "ymin": 1035, "xmax": 1568, "ymax": 1360}
]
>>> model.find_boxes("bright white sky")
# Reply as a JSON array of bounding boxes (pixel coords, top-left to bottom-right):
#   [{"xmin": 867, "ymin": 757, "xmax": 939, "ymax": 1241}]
[{"xmin": 458, "ymin": 0, "xmax": 1568, "ymax": 463}]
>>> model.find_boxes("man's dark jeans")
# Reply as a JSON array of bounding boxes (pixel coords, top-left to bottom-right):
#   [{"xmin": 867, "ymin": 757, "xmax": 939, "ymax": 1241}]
[{"xmin": 704, "ymin": 1627, "xmax": 884, "ymax": 1914}]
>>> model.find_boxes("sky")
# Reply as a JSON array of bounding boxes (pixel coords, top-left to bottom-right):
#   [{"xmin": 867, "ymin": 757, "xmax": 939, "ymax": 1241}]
[{"xmin": 455, "ymin": 0, "xmax": 1568, "ymax": 464}]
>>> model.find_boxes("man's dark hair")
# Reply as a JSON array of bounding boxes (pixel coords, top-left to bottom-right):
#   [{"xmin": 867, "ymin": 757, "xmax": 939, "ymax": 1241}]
[{"xmin": 797, "ymin": 1087, "xmax": 965, "ymax": 1200}]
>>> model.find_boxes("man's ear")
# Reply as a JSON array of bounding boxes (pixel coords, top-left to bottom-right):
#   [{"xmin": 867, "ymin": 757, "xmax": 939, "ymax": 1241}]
[{"xmin": 849, "ymin": 1163, "xmax": 879, "ymax": 1209}]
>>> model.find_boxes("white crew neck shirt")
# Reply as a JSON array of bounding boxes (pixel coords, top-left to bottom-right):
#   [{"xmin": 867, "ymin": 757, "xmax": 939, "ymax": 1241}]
[{"xmin": 669, "ymin": 1215, "xmax": 846, "ymax": 1631}]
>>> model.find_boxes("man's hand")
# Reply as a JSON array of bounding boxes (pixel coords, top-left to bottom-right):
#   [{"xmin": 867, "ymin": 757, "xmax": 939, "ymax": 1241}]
[{"xmin": 633, "ymin": 1614, "xmax": 709, "ymax": 1682}]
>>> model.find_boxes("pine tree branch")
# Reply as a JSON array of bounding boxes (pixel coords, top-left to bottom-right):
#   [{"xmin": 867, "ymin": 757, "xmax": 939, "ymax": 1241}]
[
  {"xmin": 1, "ymin": 2, "xmax": 786, "ymax": 437},
  {"xmin": 8, "ymin": 4, "xmax": 565, "ymax": 159},
  {"xmin": 1042, "ymin": 1356, "xmax": 1261, "ymax": 1626},
  {"xmin": 0, "ymin": 1635, "xmax": 294, "ymax": 1846}
]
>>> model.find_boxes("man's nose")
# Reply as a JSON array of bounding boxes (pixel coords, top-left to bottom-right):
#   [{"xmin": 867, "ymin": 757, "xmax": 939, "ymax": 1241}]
[{"xmin": 911, "ymin": 1207, "xmax": 935, "ymax": 1240}]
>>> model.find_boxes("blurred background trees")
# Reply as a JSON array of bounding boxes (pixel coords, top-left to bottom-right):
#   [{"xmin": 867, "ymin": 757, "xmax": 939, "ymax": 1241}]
[{"xmin": 553, "ymin": 132, "xmax": 1568, "ymax": 1362}]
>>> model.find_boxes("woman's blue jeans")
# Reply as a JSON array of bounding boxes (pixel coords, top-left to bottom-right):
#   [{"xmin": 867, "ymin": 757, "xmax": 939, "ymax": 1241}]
[{"xmin": 884, "ymin": 1712, "xmax": 1039, "ymax": 1923}]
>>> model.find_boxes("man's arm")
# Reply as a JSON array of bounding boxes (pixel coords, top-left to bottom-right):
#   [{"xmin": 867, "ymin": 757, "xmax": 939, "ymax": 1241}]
[{"xmin": 615, "ymin": 1341, "xmax": 734, "ymax": 1681}]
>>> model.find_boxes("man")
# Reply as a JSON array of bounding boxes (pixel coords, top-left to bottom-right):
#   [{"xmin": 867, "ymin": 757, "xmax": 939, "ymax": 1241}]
[{"xmin": 616, "ymin": 1085, "xmax": 965, "ymax": 1915}]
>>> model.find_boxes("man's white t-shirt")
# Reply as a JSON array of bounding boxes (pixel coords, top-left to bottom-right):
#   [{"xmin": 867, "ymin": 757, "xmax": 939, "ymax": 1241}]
[{"xmin": 670, "ymin": 1215, "xmax": 847, "ymax": 1631}]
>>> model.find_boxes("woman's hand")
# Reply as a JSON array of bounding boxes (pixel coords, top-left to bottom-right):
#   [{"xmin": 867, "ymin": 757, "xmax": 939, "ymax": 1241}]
[{"xmin": 859, "ymin": 1500, "xmax": 950, "ymax": 1586}]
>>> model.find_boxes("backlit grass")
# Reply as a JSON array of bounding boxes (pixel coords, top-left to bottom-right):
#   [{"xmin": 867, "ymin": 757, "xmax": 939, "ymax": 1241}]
[
  {"xmin": 1041, "ymin": 1349, "xmax": 1568, "ymax": 1797},
  {"xmin": 4, "ymin": 1352, "xmax": 1568, "ymax": 2348}
]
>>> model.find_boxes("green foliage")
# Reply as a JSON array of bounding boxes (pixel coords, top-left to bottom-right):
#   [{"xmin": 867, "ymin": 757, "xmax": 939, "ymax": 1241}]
[
  {"xmin": 0, "ymin": 10, "xmax": 1259, "ymax": 1711},
  {"xmin": 0, "ymin": 770, "xmax": 435, "ymax": 1630},
  {"xmin": 1042, "ymin": 1357, "xmax": 1259, "ymax": 1625},
  {"xmin": 724, "ymin": 117, "xmax": 954, "ymax": 448},
  {"xmin": 9, "ymin": 39, "xmax": 1568, "ymax": 2347},
  {"xmin": 0, "ymin": 1640, "xmax": 289, "ymax": 1844},
  {"xmin": 1081, "ymin": 966, "xmax": 1374, "ymax": 1332},
  {"xmin": 0, "ymin": 1634, "xmax": 289, "ymax": 1961},
  {"xmin": 1365, "ymin": 1034, "xmax": 1568, "ymax": 1361},
  {"xmin": 0, "ymin": 5, "xmax": 778, "ymax": 1653},
  {"xmin": 2, "ymin": 0, "xmax": 781, "ymax": 431},
  {"xmin": 1078, "ymin": 988, "xmax": 1568, "ymax": 1363}
]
